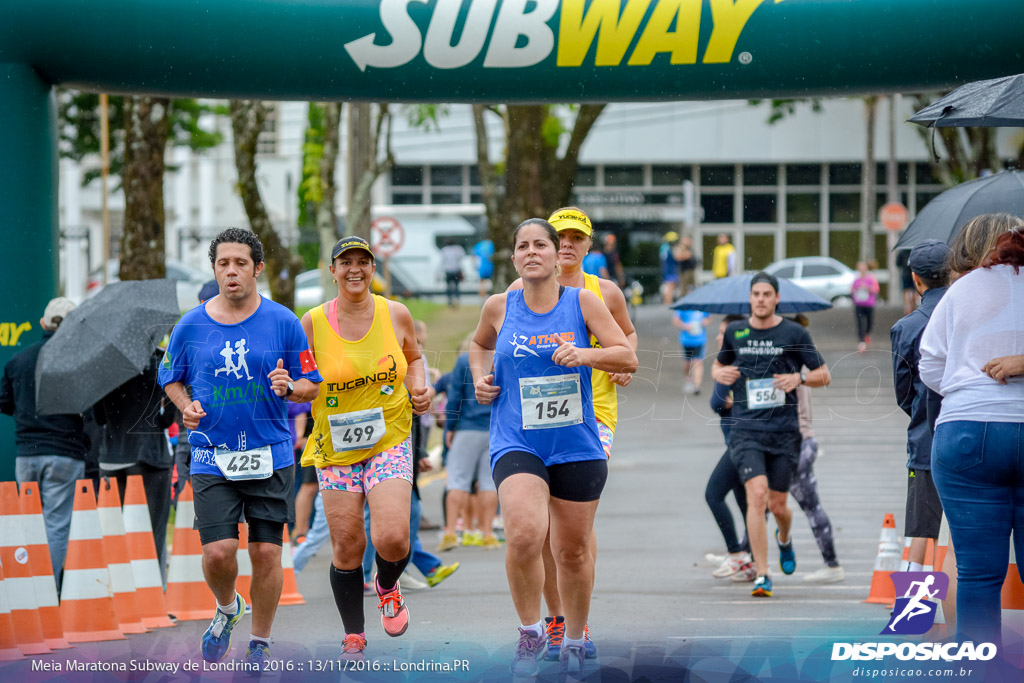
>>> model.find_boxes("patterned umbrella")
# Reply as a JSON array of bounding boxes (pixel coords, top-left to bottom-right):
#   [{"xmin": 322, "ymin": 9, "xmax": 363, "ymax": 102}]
[{"xmin": 35, "ymin": 279, "xmax": 180, "ymax": 415}]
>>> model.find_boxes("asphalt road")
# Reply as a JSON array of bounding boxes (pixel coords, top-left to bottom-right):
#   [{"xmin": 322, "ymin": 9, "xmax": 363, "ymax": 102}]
[{"xmin": 6, "ymin": 304, "xmax": 1016, "ymax": 682}]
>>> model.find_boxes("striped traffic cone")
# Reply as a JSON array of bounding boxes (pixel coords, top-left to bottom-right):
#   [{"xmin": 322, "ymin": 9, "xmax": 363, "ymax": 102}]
[
  {"xmin": 164, "ymin": 481, "xmax": 214, "ymax": 621},
  {"xmin": 279, "ymin": 527, "xmax": 304, "ymax": 606},
  {"xmin": 0, "ymin": 562, "xmax": 25, "ymax": 661},
  {"xmin": 59, "ymin": 479, "xmax": 125, "ymax": 642},
  {"xmin": 1002, "ymin": 531, "xmax": 1024, "ymax": 639},
  {"xmin": 123, "ymin": 475, "xmax": 175, "ymax": 628},
  {"xmin": 0, "ymin": 481, "xmax": 51, "ymax": 655},
  {"xmin": 17, "ymin": 482, "xmax": 70, "ymax": 649},
  {"xmin": 96, "ymin": 478, "xmax": 147, "ymax": 634},
  {"xmin": 865, "ymin": 513, "xmax": 902, "ymax": 605},
  {"xmin": 236, "ymin": 523, "xmax": 252, "ymax": 605}
]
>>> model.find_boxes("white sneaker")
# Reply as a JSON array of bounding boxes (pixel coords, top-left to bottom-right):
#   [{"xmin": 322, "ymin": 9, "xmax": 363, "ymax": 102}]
[
  {"xmin": 704, "ymin": 552, "xmax": 727, "ymax": 565},
  {"xmin": 713, "ymin": 552, "xmax": 752, "ymax": 578},
  {"xmin": 803, "ymin": 565, "xmax": 846, "ymax": 584},
  {"xmin": 399, "ymin": 570, "xmax": 429, "ymax": 591},
  {"xmin": 730, "ymin": 561, "xmax": 757, "ymax": 582}
]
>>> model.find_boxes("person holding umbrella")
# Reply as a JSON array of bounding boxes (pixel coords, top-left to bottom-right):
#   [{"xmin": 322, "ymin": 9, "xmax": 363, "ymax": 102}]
[
  {"xmin": 711, "ymin": 272, "xmax": 831, "ymax": 598},
  {"xmin": 160, "ymin": 228, "xmax": 323, "ymax": 668},
  {"xmin": 299, "ymin": 236, "xmax": 433, "ymax": 662}
]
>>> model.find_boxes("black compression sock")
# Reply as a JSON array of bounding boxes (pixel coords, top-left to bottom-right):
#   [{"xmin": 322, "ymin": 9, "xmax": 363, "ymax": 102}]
[
  {"xmin": 374, "ymin": 551, "xmax": 411, "ymax": 592},
  {"xmin": 329, "ymin": 565, "xmax": 365, "ymax": 635}
]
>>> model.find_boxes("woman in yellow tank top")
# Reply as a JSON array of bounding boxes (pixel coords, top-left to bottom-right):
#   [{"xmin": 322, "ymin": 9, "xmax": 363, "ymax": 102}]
[
  {"xmin": 507, "ymin": 207, "xmax": 637, "ymax": 660},
  {"xmin": 299, "ymin": 236, "xmax": 432, "ymax": 660}
]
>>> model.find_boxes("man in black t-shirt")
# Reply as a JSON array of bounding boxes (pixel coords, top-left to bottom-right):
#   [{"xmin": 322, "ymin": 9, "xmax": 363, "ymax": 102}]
[{"xmin": 712, "ymin": 272, "xmax": 831, "ymax": 598}]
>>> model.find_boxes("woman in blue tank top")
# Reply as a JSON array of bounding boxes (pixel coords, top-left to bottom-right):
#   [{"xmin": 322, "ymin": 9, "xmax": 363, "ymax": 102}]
[{"xmin": 469, "ymin": 218, "xmax": 637, "ymax": 679}]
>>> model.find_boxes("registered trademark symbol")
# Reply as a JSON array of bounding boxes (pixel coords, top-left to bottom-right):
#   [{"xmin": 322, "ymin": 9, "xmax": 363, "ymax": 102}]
[{"xmin": 738, "ymin": 52, "xmax": 752, "ymax": 65}]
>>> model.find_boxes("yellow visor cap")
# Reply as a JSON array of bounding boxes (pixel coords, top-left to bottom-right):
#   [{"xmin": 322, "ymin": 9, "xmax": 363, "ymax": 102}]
[{"xmin": 548, "ymin": 209, "xmax": 593, "ymax": 237}]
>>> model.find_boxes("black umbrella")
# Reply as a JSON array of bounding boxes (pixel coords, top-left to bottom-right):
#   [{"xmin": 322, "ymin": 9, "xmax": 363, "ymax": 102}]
[
  {"xmin": 35, "ymin": 279, "xmax": 180, "ymax": 415},
  {"xmin": 670, "ymin": 274, "xmax": 831, "ymax": 315},
  {"xmin": 894, "ymin": 170, "xmax": 1024, "ymax": 250},
  {"xmin": 909, "ymin": 73, "xmax": 1024, "ymax": 128}
]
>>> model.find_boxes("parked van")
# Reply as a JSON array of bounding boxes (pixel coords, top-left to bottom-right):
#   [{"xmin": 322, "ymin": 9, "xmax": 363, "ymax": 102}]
[{"xmin": 371, "ymin": 213, "xmax": 481, "ymax": 295}]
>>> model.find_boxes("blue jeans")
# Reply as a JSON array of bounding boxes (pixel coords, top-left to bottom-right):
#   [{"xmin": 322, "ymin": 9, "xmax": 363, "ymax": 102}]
[
  {"xmin": 931, "ymin": 421, "xmax": 1024, "ymax": 645},
  {"xmin": 362, "ymin": 493, "xmax": 441, "ymax": 580},
  {"xmin": 16, "ymin": 455, "xmax": 85, "ymax": 591},
  {"xmin": 291, "ymin": 493, "xmax": 329, "ymax": 573}
]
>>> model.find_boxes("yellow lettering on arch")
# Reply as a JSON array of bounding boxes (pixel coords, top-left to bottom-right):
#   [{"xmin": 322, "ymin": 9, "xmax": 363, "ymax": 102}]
[
  {"xmin": 703, "ymin": 0, "xmax": 768, "ymax": 64},
  {"xmin": 557, "ymin": 0, "xmax": 649, "ymax": 67},
  {"xmin": 627, "ymin": 0, "xmax": 702, "ymax": 66}
]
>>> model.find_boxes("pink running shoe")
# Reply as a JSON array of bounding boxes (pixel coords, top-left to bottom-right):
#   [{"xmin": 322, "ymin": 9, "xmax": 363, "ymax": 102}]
[{"xmin": 375, "ymin": 576, "xmax": 410, "ymax": 637}]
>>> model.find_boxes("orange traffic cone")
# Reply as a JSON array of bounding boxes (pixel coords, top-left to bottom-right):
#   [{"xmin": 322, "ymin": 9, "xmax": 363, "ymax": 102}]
[
  {"xmin": 59, "ymin": 479, "xmax": 125, "ymax": 642},
  {"xmin": 0, "ymin": 481, "xmax": 51, "ymax": 655},
  {"xmin": 1002, "ymin": 531, "xmax": 1024, "ymax": 639},
  {"xmin": 0, "ymin": 562, "xmax": 25, "ymax": 661},
  {"xmin": 164, "ymin": 481, "xmax": 214, "ymax": 621},
  {"xmin": 235, "ymin": 523, "xmax": 252, "ymax": 605},
  {"xmin": 123, "ymin": 475, "xmax": 175, "ymax": 628},
  {"xmin": 279, "ymin": 527, "xmax": 304, "ymax": 606},
  {"xmin": 934, "ymin": 514, "xmax": 950, "ymax": 573},
  {"xmin": 866, "ymin": 513, "xmax": 902, "ymax": 605},
  {"xmin": 96, "ymin": 478, "xmax": 147, "ymax": 634},
  {"xmin": 17, "ymin": 482, "xmax": 70, "ymax": 649}
]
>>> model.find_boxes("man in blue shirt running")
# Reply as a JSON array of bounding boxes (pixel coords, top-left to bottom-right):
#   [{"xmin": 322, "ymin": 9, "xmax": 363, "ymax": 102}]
[{"xmin": 160, "ymin": 228, "xmax": 322, "ymax": 668}]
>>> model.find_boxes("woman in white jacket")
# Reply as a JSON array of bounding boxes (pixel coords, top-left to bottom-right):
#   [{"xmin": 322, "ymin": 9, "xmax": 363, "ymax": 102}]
[{"xmin": 919, "ymin": 214, "xmax": 1024, "ymax": 646}]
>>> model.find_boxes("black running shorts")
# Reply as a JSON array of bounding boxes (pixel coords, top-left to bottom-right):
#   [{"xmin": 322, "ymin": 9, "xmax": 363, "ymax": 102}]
[
  {"xmin": 492, "ymin": 451, "xmax": 607, "ymax": 503},
  {"xmin": 905, "ymin": 469, "xmax": 943, "ymax": 539},
  {"xmin": 728, "ymin": 428, "xmax": 801, "ymax": 492},
  {"xmin": 192, "ymin": 466, "xmax": 294, "ymax": 545}
]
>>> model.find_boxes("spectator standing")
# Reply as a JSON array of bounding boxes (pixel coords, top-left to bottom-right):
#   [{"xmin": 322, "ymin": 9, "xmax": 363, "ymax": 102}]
[
  {"xmin": 659, "ymin": 231, "xmax": 680, "ymax": 304},
  {"xmin": 602, "ymin": 233, "xmax": 626, "ymax": 287},
  {"xmin": 473, "ymin": 238, "xmax": 495, "ymax": 297},
  {"xmin": 712, "ymin": 233, "xmax": 736, "ymax": 279},
  {"xmin": 440, "ymin": 239, "xmax": 466, "ymax": 308},
  {"xmin": 890, "ymin": 240, "xmax": 950, "ymax": 578},
  {"xmin": 676, "ymin": 235, "xmax": 699, "ymax": 294},
  {"xmin": 920, "ymin": 214, "xmax": 1024, "ymax": 646},
  {"xmin": 94, "ymin": 348, "xmax": 179, "ymax": 585},
  {"xmin": 0, "ymin": 297, "xmax": 89, "ymax": 591},
  {"xmin": 851, "ymin": 261, "xmax": 880, "ymax": 352}
]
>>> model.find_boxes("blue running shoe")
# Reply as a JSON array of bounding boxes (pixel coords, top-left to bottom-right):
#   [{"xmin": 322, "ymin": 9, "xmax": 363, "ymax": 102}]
[
  {"xmin": 544, "ymin": 616, "xmax": 564, "ymax": 661},
  {"xmin": 244, "ymin": 640, "xmax": 270, "ymax": 677},
  {"xmin": 777, "ymin": 529, "xmax": 796, "ymax": 575},
  {"xmin": 583, "ymin": 624, "xmax": 597, "ymax": 659},
  {"xmin": 752, "ymin": 574, "xmax": 773, "ymax": 598},
  {"xmin": 200, "ymin": 593, "xmax": 246, "ymax": 662}
]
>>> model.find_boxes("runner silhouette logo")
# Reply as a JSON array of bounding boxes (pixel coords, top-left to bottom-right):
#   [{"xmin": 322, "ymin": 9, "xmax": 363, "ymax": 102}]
[{"xmin": 882, "ymin": 572, "xmax": 949, "ymax": 635}]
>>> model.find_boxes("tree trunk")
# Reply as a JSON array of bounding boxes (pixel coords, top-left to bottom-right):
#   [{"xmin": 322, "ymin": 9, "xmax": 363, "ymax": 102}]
[
  {"xmin": 229, "ymin": 99, "xmax": 302, "ymax": 310},
  {"xmin": 473, "ymin": 105, "xmax": 509, "ymax": 291},
  {"xmin": 346, "ymin": 104, "xmax": 394, "ymax": 242},
  {"xmin": 860, "ymin": 96, "xmax": 877, "ymax": 265},
  {"xmin": 120, "ymin": 96, "xmax": 170, "ymax": 281},
  {"xmin": 318, "ymin": 102, "xmax": 341, "ymax": 296}
]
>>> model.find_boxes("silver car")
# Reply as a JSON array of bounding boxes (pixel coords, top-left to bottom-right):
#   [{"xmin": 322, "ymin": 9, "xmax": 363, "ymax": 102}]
[{"xmin": 763, "ymin": 257, "xmax": 857, "ymax": 307}]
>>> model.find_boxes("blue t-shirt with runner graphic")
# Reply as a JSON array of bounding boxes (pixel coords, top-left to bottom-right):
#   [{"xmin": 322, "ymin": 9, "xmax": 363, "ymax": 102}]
[{"xmin": 158, "ymin": 298, "xmax": 323, "ymax": 476}]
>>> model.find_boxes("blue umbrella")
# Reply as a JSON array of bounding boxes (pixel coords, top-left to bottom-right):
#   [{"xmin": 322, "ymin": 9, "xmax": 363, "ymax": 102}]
[{"xmin": 670, "ymin": 274, "xmax": 832, "ymax": 314}]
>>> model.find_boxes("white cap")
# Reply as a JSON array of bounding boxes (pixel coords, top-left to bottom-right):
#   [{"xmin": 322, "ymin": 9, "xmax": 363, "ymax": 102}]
[{"xmin": 42, "ymin": 297, "xmax": 76, "ymax": 329}]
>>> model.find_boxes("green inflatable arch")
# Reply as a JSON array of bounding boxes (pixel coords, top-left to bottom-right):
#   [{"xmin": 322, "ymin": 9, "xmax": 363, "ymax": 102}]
[{"xmin": 1, "ymin": 0, "xmax": 1023, "ymax": 476}]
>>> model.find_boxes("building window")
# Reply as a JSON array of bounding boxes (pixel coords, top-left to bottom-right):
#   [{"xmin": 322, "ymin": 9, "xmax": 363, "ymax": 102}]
[
  {"xmin": 701, "ymin": 194, "xmax": 734, "ymax": 223},
  {"xmin": 430, "ymin": 165, "xmax": 462, "ymax": 187},
  {"xmin": 604, "ymin": 165, "xmax": 644, "ymax": 186},
  {"xmin": 786, "ymin": 164, "xmax": 821, "ymax": 186},
  {"xmin": 876, "ymin": 162, "xmax": 910, "ymax": 185},
  {"xmin": 257, "ymin": 105, "xmax": 278, "ymax": 156},
  {"xmin": 652, "ymin": 165, "xmax": 690, "ymax": 186},
  {"xmin": 742, "ymin": 194, "xmax": 777, "ymax": 223},
  {"xmin": 743, "ymin": 164, "xmax": 777, "ymax": 186},
  {"xmin": 701, "ymin": 165, "xmax": 735, "ymax": 187},
  {"xmin": 575, "ymin": 166, "xmax": 597, "ymax": 186},
  {"xmin": 391, "ymin": 165, "xmax": 423, "ymax": 186},
  {"xmin": 829, "ymin": 193, "xmax": 861, "ymax": 222},
  {"xmin": 828, "ymin": 230, "xmax": 860, "ymax": 268},
  {"xmin": 430, "ymin": 191, "xmax": 463, "ymax": 205},
  {"xmin": 392, "ymin": 192, "xmax": 423, "ymax": 205},
  {"xmin": 744, "ymin": 234, "xmax": 775, "ymax": 271},
  {"xmin": 786, "ymin": 230, "xmax": 821, "ymax": 258},
  {"xmin": 915, "ymin": 162, "xmax": 939, "ymax": 185},
  {"xmin": 787, "ymin": 193, "xmax": 820, "ymax": 223},
  {"xmin": 828, "ymin": 163, "xmax": 862, "ymax": 186}
]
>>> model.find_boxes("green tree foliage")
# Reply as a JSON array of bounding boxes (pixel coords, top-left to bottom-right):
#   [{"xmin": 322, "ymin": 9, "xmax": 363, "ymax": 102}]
[{"xmin": 297, "ymin": 102, "xmax": 326, "ymax": 270}]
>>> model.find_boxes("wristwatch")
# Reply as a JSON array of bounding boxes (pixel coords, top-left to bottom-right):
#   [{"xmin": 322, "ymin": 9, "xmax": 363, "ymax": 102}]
[
  {"xmin": 286, "ymin": 380, "xmax": 295, "ymax": 397},
  {"xmin": 799, "ymin": 371, "xmax": 808, "ymax": 385}
]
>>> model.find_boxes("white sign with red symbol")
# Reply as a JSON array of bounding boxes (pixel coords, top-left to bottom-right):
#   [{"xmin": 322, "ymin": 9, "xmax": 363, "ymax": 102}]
[
  {"xmin": 880, "ymin": 202, "xmax": 909, "ymax": 231},
  {"xmin": 371, "ymin": 216, "xmax": 405, "ymax": 257}
]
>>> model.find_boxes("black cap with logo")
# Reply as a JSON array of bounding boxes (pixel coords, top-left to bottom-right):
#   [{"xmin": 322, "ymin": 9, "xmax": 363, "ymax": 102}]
[{"xmin": 331, "ymin": 236, "xmax": 375, "ymax": 261}]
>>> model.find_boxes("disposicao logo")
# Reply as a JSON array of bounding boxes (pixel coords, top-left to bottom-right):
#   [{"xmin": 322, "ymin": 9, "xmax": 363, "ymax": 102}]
[
  {"xmin": 831, "ymin": 571, "xmax": 997, "ymax": 663},
  {"xmin": 345, "ymin": 0, "xmax": 783, "ymax": 72}
]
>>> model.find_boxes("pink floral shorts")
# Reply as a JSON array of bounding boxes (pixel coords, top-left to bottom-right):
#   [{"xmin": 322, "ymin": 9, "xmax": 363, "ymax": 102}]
[{"xmin": 316, "ymin": 437, "xmax": 413, "ymax": 494}]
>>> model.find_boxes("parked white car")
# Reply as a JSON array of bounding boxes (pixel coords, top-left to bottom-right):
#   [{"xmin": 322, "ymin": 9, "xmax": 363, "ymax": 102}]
[
  {"xmin": 86, "ymin": 259, "xmax": 212, "ymax": 310},
  {"xmin": 762, "ymin": 257, "xmax": 858, "ymax": 307}
]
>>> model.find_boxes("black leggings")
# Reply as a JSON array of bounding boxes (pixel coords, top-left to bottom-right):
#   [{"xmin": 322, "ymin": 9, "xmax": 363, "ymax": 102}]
[
  {"xmin": 855, "ymin": 306, "xmax": 874, "ymax": 342},
  {"xmin": 704, "ymin": 450, "xmax": 749, "ymax": 554},
  {"xmin": 789, "ymin": 438, "xmax": 839, "ymax": 567}
]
